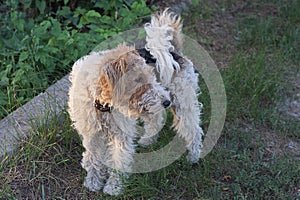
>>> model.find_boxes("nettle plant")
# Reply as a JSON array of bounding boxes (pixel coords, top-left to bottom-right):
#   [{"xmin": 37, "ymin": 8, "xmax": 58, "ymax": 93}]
[{"xmin": 0, "ymin": 0, "xmax": 152, "ymax": 119}]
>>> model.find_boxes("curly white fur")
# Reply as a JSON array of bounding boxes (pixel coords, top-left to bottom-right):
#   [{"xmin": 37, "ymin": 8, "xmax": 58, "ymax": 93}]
[
  {"xmin": 143, "ymin": 10, "xmax": 203, "ymax": 163},
  {"xmin": 68, "ymin": 9, "xmax": 204, "ymax": 196},
  {"xmin": 145, "ymin": 9, "xmax": 181, "ymax": 85}
]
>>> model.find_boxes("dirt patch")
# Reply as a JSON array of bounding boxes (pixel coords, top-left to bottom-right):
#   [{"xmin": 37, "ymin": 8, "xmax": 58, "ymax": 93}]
[
  {"xmin": 259, "ymin": 129, "xmax": 300, "ymax": 161},
  {"xmin": 280, "ymin": 71, "xmax": 300, "ymax": 120}
]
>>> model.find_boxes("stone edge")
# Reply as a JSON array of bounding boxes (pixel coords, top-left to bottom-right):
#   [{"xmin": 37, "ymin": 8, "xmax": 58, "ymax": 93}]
[{"xmin": 0, "ymin": 74, "xmax": 71, "ymax": 158}]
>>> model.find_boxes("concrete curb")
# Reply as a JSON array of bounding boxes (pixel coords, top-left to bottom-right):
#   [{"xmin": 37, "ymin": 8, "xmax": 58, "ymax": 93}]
[{"xmin": 0, "ymin": 74, "xmax": 71, "ymax": 158}]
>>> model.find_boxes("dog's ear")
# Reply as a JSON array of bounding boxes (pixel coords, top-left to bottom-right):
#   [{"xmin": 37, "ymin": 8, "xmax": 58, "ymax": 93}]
[
  {"xmin": 107, "ymin": 54, "xmax": 130, "ymax": 85},
  {"xmin": 96, "ymin": 53, "xmax": 131, "ymax": 105}
]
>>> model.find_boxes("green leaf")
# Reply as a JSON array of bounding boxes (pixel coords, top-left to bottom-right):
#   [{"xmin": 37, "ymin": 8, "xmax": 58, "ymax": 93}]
[
  {"xmin": 19, "ymin": 51, "xmax": 29, "ymax": 62},
  {"xmin": 22, "ymin": 0, "xmax": 33, "ymax": 9},
  {"xmin": 95, "ymin": 2, "xmax": 112, "ymax": 12},
  {"xmin": 58, "ymin": 6, "xmax": 72, "ymax": 18},
  {"xmin": 0, "ymin": 76, "xmax": 9, "ymax": 87},
  {"xmin": 35, "ymin": 0, "xmax": 46, "ymax": 14},
  {"xmin": 50, "ymin": 19, "xmax": 62, "ymax": 37},
  {"xmin": 65, "ymin": 38, "xmax": 74, "ymax": 46},
  {"xmin": 16, "ymin": 19, "xmax": 25, "ymax": 31},
  {"xmin": 86, "ymin": 10, "xmax": 101, "ymax": 18},
  {"xmin": 192, "ymin": 0, "xmax": 199, "ymax": 5}
]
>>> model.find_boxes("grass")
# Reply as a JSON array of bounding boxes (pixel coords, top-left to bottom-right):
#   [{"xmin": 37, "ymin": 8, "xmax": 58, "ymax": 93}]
[{"xmin": 1, "ymin": 0, "xmax": 300, "ymax": 199}]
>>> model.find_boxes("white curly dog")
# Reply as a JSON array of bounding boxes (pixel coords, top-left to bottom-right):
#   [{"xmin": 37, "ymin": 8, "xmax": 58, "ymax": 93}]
[{"xmin": 68, "ymin": 9, "xmax": 204, "ymax": 195}]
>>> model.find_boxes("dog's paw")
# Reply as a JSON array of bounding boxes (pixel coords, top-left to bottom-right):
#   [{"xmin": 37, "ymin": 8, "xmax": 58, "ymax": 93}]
[
  {"xmin": 103, "ymin": 183, "xmax": 123, "ymax": 196},
  {"xmin": 186, "ymin": 151, "xmax": 200, "ymax": 164},
  {"xmin": 186, "ymin": 141, "xmax": 202, "ymax": 164},
  {"xmin": 84, "ymin": 175, "xmax": 105, "ymax": 192},
  {"xmin": 138, "ymin": 135, "xmax": 158, "ymax": 147},
  {"xmin": 103, "ymin": 179, "xmax": 123, "ymax": 196}
]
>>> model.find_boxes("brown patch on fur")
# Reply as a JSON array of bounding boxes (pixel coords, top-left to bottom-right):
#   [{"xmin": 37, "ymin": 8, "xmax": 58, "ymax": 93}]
[
  {"xmin": 170, "ymin": 106, "xmax": 179, "ymax": 126},
  {"xmin": 129, "ymin": 84, "xmax": 152, "ymax": 104},
  {"xmin": 94, "ymin": 74, "xmax": 113, "ymax": 105}
]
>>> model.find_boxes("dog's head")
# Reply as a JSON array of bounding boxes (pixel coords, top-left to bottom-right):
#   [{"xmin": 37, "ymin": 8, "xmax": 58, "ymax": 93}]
[
  {"xmin": 95, "ymin": 45, "xmax": 171, "ymax": 119},
  {"xmin": 128, "ymin": 82, "xmax": 171, "ymax": 119}
]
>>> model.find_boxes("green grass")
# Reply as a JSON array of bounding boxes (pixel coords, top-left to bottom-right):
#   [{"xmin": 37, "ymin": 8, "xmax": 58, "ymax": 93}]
[
  {"xmin": 223, "ymin": 51, "xmax": 280, "ymax": 121},
  {"xmin": 1, "ymin": 0, "xmax": 300, "ymax": 199}
]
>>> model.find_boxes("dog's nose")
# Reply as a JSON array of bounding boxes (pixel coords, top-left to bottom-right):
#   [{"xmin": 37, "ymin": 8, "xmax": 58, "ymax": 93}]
[{"xmin": 162, "ymin": 100, "xmax": 171, "ymax": 108}]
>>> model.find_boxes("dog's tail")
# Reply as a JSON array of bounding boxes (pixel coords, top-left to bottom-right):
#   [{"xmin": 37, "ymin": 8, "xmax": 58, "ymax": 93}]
[
  {"xmin": 147, "ymin": 8, "xmax": 183, "ymax": 51},
  {"xmin": 145, "ymin": 9, "xmax": 183, "ymax": 85}
]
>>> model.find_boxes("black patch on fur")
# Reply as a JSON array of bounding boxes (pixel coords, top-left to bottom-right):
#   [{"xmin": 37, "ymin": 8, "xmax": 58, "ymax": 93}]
[
  {"xmin": 137, "ymin": 48, "xmax": 157, "ymax": 64},
  {"xmin": 137, "ymin": 48, "xmax": 184, "ymax": 67}
]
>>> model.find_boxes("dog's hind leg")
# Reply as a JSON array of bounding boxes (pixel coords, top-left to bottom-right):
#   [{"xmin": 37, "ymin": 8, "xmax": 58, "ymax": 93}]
[{"xmin": 170, "ymin": 60, "xmax": 204, "ymax": 163}]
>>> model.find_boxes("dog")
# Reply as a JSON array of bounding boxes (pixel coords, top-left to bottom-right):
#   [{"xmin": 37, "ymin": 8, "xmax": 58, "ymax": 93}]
[{"xmin": 68, "ymin": 9, "xmax": 204, "ymax": 195}]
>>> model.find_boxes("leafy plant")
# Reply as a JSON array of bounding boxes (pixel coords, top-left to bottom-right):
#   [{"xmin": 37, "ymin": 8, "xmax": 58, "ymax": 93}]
[{"xmin": 0, "ymin": 0, "xmax": 151, "ymax": 119}]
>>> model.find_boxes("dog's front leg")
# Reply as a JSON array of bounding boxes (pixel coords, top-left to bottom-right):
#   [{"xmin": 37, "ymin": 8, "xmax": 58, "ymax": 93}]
[
  {"xmin": 81, "ymin": 134, "xmax": 108, "ymax": 192},
  {"xmin": 138, "ymin": 111, "xmax": 165, "ymax": 146},
  {"xmin": 103, "ymin": 132, "xmax": 135, "ymax": 196}
]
